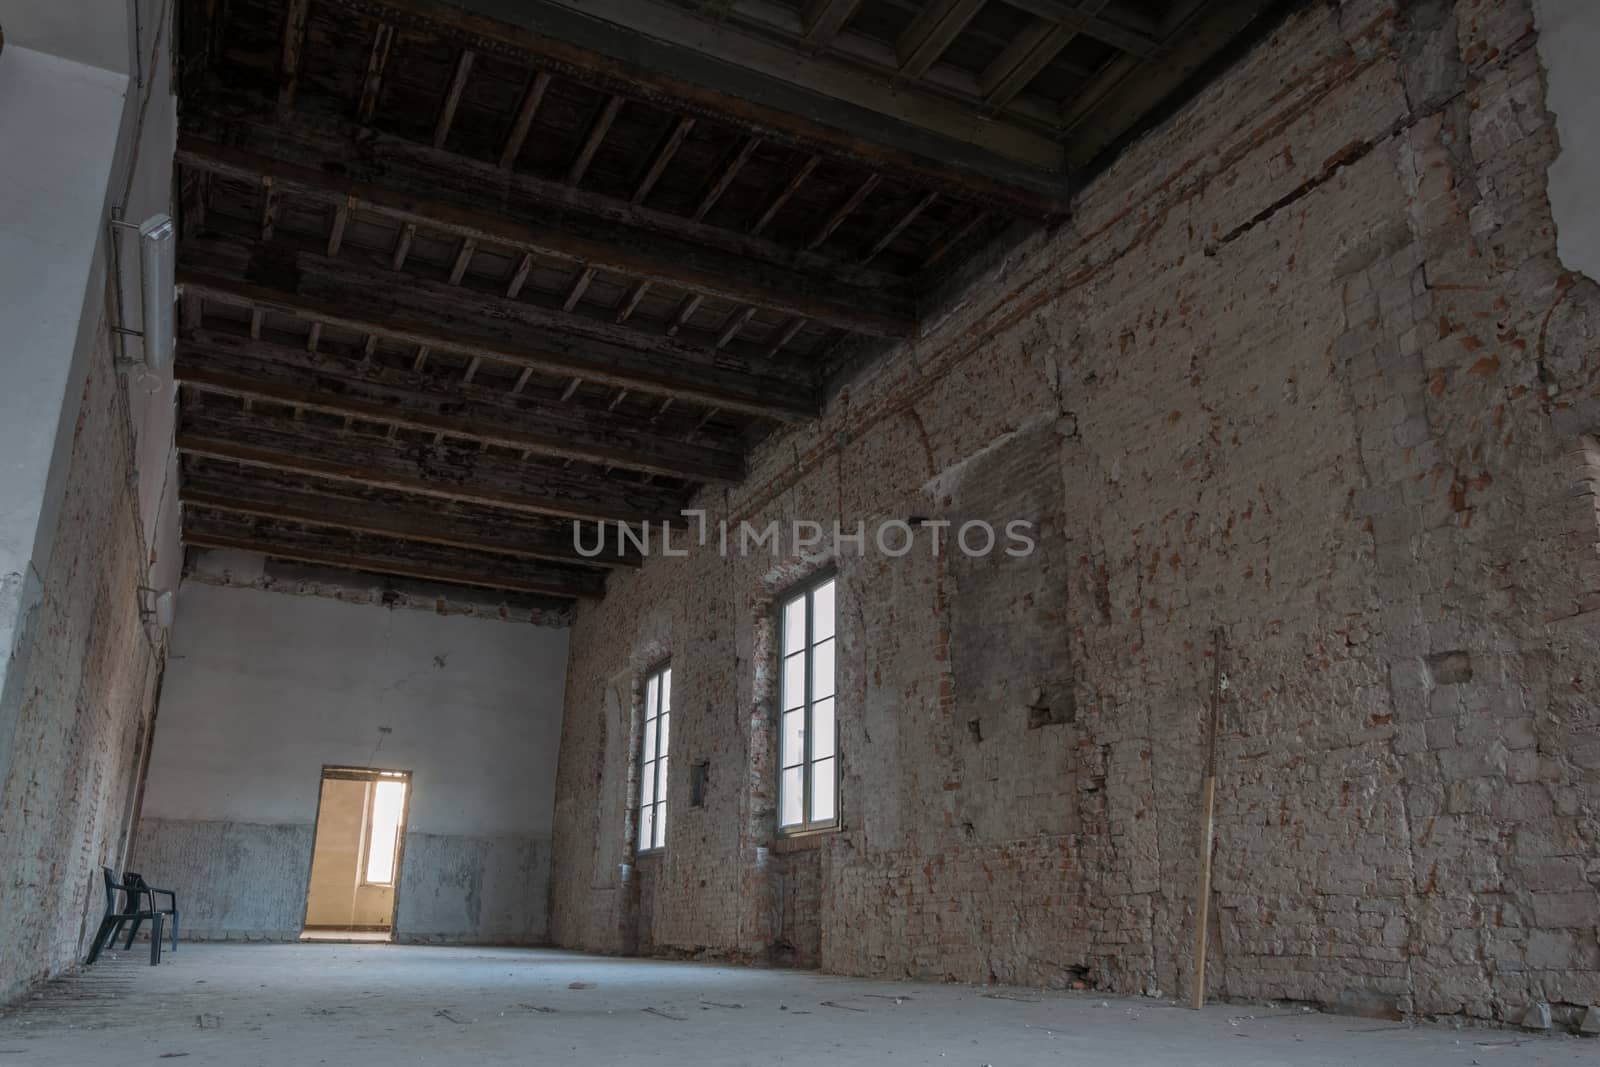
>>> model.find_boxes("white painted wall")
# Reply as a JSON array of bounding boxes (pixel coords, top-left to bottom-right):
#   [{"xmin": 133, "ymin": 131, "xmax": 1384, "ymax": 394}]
[
  {"xmin": 1536, "ymin": 0, "xmax": 1600, "ymax": 283},
  {"xmin": 143, "ymin": 581, "xmax": 570, "ymax": 836},
  {"xmin": 0, "ymin": 0, "xmax": 179, "ymax": 799},
  {"xmin": 135, "ymin": 580, "xmax": 569, "ymax": 942},
  {"xmin": 0, "ymin": 46, "xmax": 128, "ymax": 666}
]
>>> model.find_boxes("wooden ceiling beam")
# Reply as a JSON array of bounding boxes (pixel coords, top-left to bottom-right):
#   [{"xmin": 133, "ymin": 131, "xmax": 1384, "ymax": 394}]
[
  {"xmin": 175, "ymin": 332, "xmax": 747, "ymax": 483},
  {"xmin": 694, "ymin": 136, "xmax": 762, "ymax": 222},
  {"xmin": 632, "ymin": 116, "xmax": 696, "ymax": 204},
  {"xmin": 277, "ymin": 0, "xmax": 310, "ymax": 114},
  {"xmin": 306, "ymin": 0, "xmax": 1070, "ymax": 215},
  {"xmin": 180, "ymin": 472, "xmax": 640, "ymax": 568},
  {"xmin": 980, "ymin": 2, "xmax": 1112, "ymax": 108},
  {"xmin": 182, "ymin": 508, "xmax": 607, "ymax": 600},
  {"xmin": 568, "ymin": 94, "xmax": 625, "ymax": 185},
  {"xmin": 1004, "ymin": 0, "xmax": 1162, "ymax": 58},
  {"xmin": 1058, "ymin": 0, "xmax": 1279, "ymax": 170},
  {"xmin": 178, "ymin": 237, "xmax": 817, "ymax": 422},
  {"xmin": 356, "ymin": 23, "xmax": 396, "ymax": 122},
  {"xmin": 178, "ymin": 407, "xmax": 687, "ymax": 525},
  {"xmin": 896, "ymin": 0, "xmax": 986, "ymax": 79},
  {"xmin": 802, "ymin": 0, "xmax": 866, "ymax": 48},
  {"xmin": 432, "ymin": 48, "xmax": 476, "ymax": 147},
  {"xmin": 499, "ymin": 70, "xmax": 551, "ymax": 168},
  {"xmin": 863, "ymin": 190, "xmax": 936, "ymax": 264},
  {"xmin": 176, "ymin": 130, "xmax": 917, "ymax": 338}
]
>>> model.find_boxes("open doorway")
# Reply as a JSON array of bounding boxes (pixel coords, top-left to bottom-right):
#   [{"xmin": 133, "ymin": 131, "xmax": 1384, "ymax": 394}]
[{"xmin": 302, "ymin": 767, "xmax": 411, "ymax": 942}]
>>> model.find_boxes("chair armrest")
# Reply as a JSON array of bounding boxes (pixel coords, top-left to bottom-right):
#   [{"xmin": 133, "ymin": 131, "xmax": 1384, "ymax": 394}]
[{"xmin": 147, "ymin": 887, "xmax": 177, "ymax": 906}]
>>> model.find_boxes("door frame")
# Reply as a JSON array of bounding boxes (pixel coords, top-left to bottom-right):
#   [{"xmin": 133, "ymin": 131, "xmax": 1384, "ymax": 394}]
[{"xmin": 301, "ymin": 765, "xmax": 413, "ymax": 938}]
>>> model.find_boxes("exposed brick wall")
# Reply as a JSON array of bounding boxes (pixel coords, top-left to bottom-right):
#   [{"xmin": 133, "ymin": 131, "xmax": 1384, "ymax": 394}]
[
  {"xmin": 550, "ymin": 0, "xmax": 1600, "ymax": 1025},
  {"xmin": 0, "ymin": 330, "xmax": 165, "ymax": 1004}
]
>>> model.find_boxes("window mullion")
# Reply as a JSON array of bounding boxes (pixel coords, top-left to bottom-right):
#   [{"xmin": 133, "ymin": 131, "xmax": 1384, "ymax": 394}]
[{"xmin": 800, "ymin": 588, "xmax": 812, "ymax": 831}]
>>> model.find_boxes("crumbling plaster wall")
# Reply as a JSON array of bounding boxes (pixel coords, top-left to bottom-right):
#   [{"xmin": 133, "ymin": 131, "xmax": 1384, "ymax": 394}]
[
  {"xmin": 133, "ymin": 579, "xmax": 569, "ymax": 944},
  {"xmin": 550, "ymin": 0, "xmax": 1600, "ymax": 1025},
  {"xmin": 0, "ymin": 341, "xmax": 166, "ymax": 1004},
  {"xmin": 0, "ymin": 0, "xmax": 179, "ymax": 1005}
]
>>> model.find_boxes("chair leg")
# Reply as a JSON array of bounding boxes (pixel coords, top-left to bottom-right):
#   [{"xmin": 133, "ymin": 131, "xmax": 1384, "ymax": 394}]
[
  {"xmin": 150, "ymin": 915, "xmax": 163, "ymax": 966},
  {"xmin": 85, "ymin": 916, "xmax": 119, "ymax": 965},
  {"xmin": 170, "ymin": 910, "xmax": 179, "ymax": 953},
  {"xmin": 123, "ymin": 916, "xmax": 146, "ymax": 951}
]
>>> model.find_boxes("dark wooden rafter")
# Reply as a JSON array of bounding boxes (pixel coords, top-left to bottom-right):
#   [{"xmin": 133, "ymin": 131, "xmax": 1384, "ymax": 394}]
[
  {"xmin": 356, "ymin": 23, "xmax": 396, "ymax": 122},
  {"xmin": 175, "ymin": 130, "xmax": 917, "ymax": 337},
  {"xmin": 632, "ymin": 116, "xmax": 696, "ymax": 204},
  {"xmin": 694, "ymin": 135, "xmax": 761, "ymax": 221},
  {"xmin": 751, "ymin": 154, "xmax": 820, "ymax": 237},
  {"xmin": 809, "ymin": 173, "xmax": 880, "ymax": 250},
  {"xmin": 292, "ymin": 0, "xmax": 1070, "ymax": 217},
  {"xmin": 432, "ymin": 47, "xmax": 476, "ymax": 147},
  {"xmin": 896, "ymin": 0, "xmax": 986, "ymax": 78},
  {"xmin": 181, "ymin": 467, "xmax": 640, "ymax": 568},
  {"xmin": 1004, "ymin": 0, "xmax": 1163, "ymax": 58},
  {"xmin": 499, "ymin": 70, "xmax": 551, "ymax": 168},
  {"xmin": 178, "ymin": 406, "xmax": 687, "ymax": 525},
  {"xmin": 175, "ymin": 331, "xmax": 747, "ymax": 483},
  {"xmin": 179, "ymin": 234, "xmax": 818, "ymax": 422},
  {"xmin": 1060, "ymin": 0, "xmax": 1279, "ymax": 170},
  {"xmin": 183, "ymin": 506, "xmax": 608, "ymax": 599},
  {"xmin": 802, "ymin": 0, "xmax": 866, "ymax": 48},
  {"xmin": 568, "ymin": 94, "xmax": 626, "ymax": 185},
  {"xmin": 981, "ymin": 1, "xmax": 1114, "ymax": 108},
  {"xmin": 276, "ymin": 0, "xmax": 310, "ymax": 113},
  {"xmin": 864, "ymin": 191, "xmax": 937, "ymax": 264}
]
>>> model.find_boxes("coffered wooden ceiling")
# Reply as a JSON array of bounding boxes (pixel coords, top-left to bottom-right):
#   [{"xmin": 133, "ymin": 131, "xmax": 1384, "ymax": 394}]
[{"xmin": 172, "ymin": 0, "xmax": 1283, "ymax": 610}]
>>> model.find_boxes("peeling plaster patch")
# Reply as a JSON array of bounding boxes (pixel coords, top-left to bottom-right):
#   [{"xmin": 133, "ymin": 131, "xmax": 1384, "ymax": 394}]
[
  {"xmin": 1535, "ymin": 0, "xmax": 1600, "ymax": 282},
  {"xmin": 922, "ymin": 413, "xmax": 1061, "ymax": 503}
]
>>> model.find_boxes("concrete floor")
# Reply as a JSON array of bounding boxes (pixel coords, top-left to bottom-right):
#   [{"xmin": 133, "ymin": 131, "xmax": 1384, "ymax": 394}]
[{"xmin": 0, "ymin": 944, "xmax": 1589, "ymax": 1066}]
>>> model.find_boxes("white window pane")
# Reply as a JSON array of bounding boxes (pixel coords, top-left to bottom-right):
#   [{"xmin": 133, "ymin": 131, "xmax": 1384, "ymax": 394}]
[
  {"xmin": 781, "ymin": 709, "xmax": 805, "ymax": 768},
  {"xmin": 661, "ymin": 668, "xmax": 672, "ymax": 712},
  {"xmin": 779, "ymin": 766, "xmax": 804, "ymax": 826},
  {"xmin": 812, "ymin": 638, "xmax": 835, "ymax": 701},
  {"xmin": 654, "ymin": 802, "xmax": 667, "ymax": 849},
  {"xmin": 658, "ymin": 756, "xmax": 669, "ymax": 802},
  {"xmin": 640, "ymin": 760, "xmax": 656, "ymax": 807},
  {"xmin": 782, "ymin": 652, "xmax": 807, "ymax": 711},
  {"xmin": 811, "ymin": 697, "xmax": 835, "ymax": 761},
  {"xmin": 782, "ymin": 594, "xmax": 807, "ymax": 655},
  {"xmin": 643, "ymin": 716, "xmax": 658, "ymax": 763},
  {"xmin": 639, "ymin": 805, "xmax": 655, "ymax": 851},
  {"xmin": 658, "ymin": 712, "xmax": 671, "ymax": 760},
  {"xmin": 810, "ymin": 758, "xmax": 836, "ymax": 823},
  {"xmin": 365, "ymin": 780, "xmax": 406, "ymax": 884},
  {"xmin": 646, "ymin": 675, "xmax": 659, "ymax": 718},
  {"xmin": 812, "ymin": 579, "xmax": 835, "ymax": 642}
]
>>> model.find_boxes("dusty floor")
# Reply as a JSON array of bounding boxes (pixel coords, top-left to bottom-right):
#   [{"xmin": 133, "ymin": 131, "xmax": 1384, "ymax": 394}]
[{"xmin": 0, "ymin": 944, "xmax": 1589, "ymax": 1066}]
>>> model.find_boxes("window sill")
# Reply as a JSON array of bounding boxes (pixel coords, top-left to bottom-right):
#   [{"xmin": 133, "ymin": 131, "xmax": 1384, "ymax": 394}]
[{"xmin": 772, "ymin": 826, "xmax": 840, "ymax": 853}]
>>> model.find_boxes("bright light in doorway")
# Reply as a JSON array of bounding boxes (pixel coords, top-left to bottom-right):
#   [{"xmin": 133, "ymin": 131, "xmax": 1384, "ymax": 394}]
[{"xmin": 364, "ymin": 779, "xmax": 407, "ymax": 886}]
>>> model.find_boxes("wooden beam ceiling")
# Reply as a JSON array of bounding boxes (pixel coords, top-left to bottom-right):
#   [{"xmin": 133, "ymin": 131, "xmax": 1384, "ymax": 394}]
[
  {"xmin": 173, "ymin": 0, "xmax": 1285, "ymax": 605},
  {"xmin": 178, "ymin": 405, "xmax": 687, "ymax": 525},
  {"xmin": 179, "ymin": 235, "xmax": 819, "ymax": 422},
  {"xmin": 310, "ymin": 0, "xmax": 1072, "ymax": 216},
  {"xmin": 175, "ymin": 130, "xmax": 917, "ymax": 337},
  {"xmin": 181, "ymin": 472, "xmax": 640, "ymax": 569},
  {"xmin": 176, "ymin": 333, "xmax": 747, "ymax": 483},
  {"xmin": 183, "ymin": 507, "xmax": 609, "ymax": 599}
]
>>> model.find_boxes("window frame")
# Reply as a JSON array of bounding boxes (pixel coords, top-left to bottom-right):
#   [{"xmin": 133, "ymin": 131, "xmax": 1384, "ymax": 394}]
[
  {"xmin": 635, "ymin": 662, "xmax": 672, "ymax": 855},
  {"xmin": 359, "ymin": 773, "xmax": 408, "ymax": 888},
  {"xmin": 776, "ymin": 572, "xmax": 841, "ymax": 837}
]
